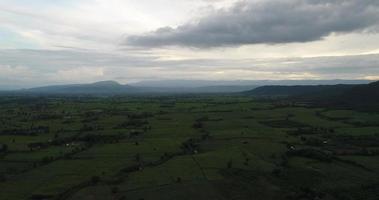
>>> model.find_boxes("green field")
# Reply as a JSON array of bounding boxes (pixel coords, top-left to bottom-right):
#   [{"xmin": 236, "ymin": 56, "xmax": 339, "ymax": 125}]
[{"xmin": 0, "ymin": 95, "xmax": 378, "ymax": 200}]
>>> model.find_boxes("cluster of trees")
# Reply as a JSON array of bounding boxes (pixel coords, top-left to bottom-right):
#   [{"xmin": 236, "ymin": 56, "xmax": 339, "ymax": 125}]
[
  {"xmin": 260, "ymin": 119, "xmax": 306, "ymax": 128},
  {"xmin": 332, "ymin": 135, "xmax": 379, "ymax": 147},
  {"xmin": 28, "ymin": 145, "xmax": 89, "ymax": 168},
  {"xmin": 0, "ymin": 174, "xmax": 6, "ymax": 182},
  {"xmin": 32, "ymin": 113, "xmax": 62, "ymax": 120},
  {"xmin": 182, "ymin": 118, "xmax": 213, "ymax": 154},
  {"xmin": 28, "ymin": 142, "xmax": 49, "ymax": 151},
  {"xmin": 31, "ymin": 132, "xmax": 126, "ymax": 151},
  {"xmin": 26, "ymin": 132, "xmax": 114, "ymax": 152},
  {"xmin": 115, "ymin": 119, "xmax": 149, "ymax": 129},
  {"xmin": 129, "ymin": 130, "xmax": 143, "ymax": 138},
  {"xmin": 285, "ymin": 187, "xmax": 326, "ymax": 200},
  {"xmin": 79, "ymin": 133, "xmax": 126, "ymax": 144},
  {"xmin": 300, "ymin": 136, "xmax": 326, "ymax": 146},
  {"xmin": 324, "ymin": 135, "xmax": 379, "ymax": 156},
  {"xmin": 192, "ymin": 120, "xmax": 204, "ymax": 129},
  {"xmin": 287, "ymin": 148, "xmax": 333, "ymax": 162},
  {"xmin": 81, "ymin": 116, "xmax": 100, "ymax": 123},
  {"xmin": 0, "ymin": 143, "xmax": 8, "ymax": 153},
  {"xmin": 127, "ymin": 112, "xmax": 153, "ymax": 119},
  {"xmin": 114, "ymin": 112, "xmax": 153, "ymax": 130},
  {"xmin": 181, "ymin": 139, "xmax": 199, "ymax": 154},
  {"xmin": 288, "ymin": 127, "xmax": 335, "ymax": 136},
  {"xmin": 79, "ymin": 124, "xmax": 104, "ymax": 132},
  {"xmin": 0, "ymin": 126, "xmax": 50, "ymax": 136},
  {"xmin": 193, "ymin": 116, "xmax": 211, "ymax": 129}
]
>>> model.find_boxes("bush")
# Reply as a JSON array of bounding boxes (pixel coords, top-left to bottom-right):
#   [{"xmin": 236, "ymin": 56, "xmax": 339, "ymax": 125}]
[
  {"xmin": 288, "ymin": 148, "xmax": 333, "ymax": 162},
  {"xmin": 111, "ymin": 186, "xmax": 119, "ymax": 194},
  {"xmin": 0, "ymin": 174, "xmax": 6, "ymax": 182},
  {"xmin": 272, "ymin": 168, "xmax": 281, "ymax": 177},
  {"xmin": 0, "ymin": 144, "xmax": 8, "ymax": 153},
  {"xmin": 176, "ymin": 177, "xmax": 182, "ymax": 183},
  {"xmin": 227, "ymin": 160, "xmax": 233, "ymax": 169},
  {"xmin": 91, "ymin": 176, "xmax": 100, "ymax": 184}
]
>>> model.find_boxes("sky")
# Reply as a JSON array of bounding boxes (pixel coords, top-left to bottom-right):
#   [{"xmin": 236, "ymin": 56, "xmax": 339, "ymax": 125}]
[{"xmin": 1, "ymin": 0, "xmax": 379, "ymax": 89}]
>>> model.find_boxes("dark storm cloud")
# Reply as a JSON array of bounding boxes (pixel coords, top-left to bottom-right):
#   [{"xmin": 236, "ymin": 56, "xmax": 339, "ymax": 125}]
[{"xmin": 126, "ymin": 0, "xmax": 379, "ymax": 48}]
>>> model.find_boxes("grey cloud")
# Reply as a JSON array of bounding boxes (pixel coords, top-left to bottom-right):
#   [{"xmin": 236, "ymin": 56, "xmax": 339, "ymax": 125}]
[
  {"xmin": 0, "ymin": 49, "xmax": 378, "ymax": 89},
  {"xmin": 126, "ymin": 0, "xmax": 379, "ymax": 48}
]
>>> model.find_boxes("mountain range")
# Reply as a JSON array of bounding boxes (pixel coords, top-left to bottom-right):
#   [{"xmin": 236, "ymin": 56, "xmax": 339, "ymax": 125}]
[
  {"xmin": 0, "ymin": 79, "xmax": 372, "ymax": 95},
  {"xmin": 3, "ymin": 80, "xmax": 257, "ymax": 95},
  {"xmin": 245, "ymin": 80, "xmax": 379, "ymax": 110},
  {"xmin": 0, "ymin": 80, "xmax": 376, "ymax": 99},
  {"xmin": 18, "ymin": 81, "xmax": 139, "ymax": 95}
]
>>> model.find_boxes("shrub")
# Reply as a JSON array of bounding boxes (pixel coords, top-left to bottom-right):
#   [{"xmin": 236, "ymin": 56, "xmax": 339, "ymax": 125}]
[
  {"xmin": 111, "ymin": 186, "xmax": 119, "ymax": 194},
  {"xmin": 227, "ymin": 160, "xmax": 233, "ymax": 169},
  {"xmin": 91, "ymin": 176, "xmax": 100, "ymax": 184}
]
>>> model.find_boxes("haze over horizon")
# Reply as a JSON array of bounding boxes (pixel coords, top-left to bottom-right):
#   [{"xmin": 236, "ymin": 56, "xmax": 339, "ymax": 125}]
[{"xmin": 1, "ymin": 0, "xmax": 379, "ymax": 89}]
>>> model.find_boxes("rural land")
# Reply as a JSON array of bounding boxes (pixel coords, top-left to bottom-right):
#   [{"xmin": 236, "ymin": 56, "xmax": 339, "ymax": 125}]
[
  {"xmin": 2, "ymin": 1, "xmax": 379, "ymax": 200},
  {"xmin": 0, "ymin": 80, "xmax": 379, "ymax": 200}
]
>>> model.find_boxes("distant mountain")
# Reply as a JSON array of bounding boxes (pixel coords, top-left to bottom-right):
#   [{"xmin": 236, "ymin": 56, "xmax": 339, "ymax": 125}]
[
  {"xmin": 337, "ymin": 81, "xmax": 379, "ymax": 109},
  {"xmin": 19, "ymin": 81, "xmax": 141, "ymax": 95},
  {"xmin": 145, "ymin": 85, "xmax": 259, "ymax": 93},
  {"xmin": 1, "ymin": 80, "xmax": 375, "ymax": 96},
  {"xmin": 244, "ymin": 84, "xmax": 358, "ymax": 97},
  {"xmin": 8, "ymin": 81, "xmax": 257, "ymax": 95},
  {"xmin": 133, "ymin": 79, "xmax": 371, "ymax": 88},
  {"xmin": 245, "ymin": 80, "xmax": 379, "ymax": 110}
]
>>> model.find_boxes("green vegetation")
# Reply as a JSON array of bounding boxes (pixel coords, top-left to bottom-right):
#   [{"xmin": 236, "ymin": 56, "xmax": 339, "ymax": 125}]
[
  {"xmin": 0, "ymin": 95, "xmax": 378, "ymax": 200},
  {"xmin": 245, "ymin": 80, "xmax": 379, "ymax": 111}
]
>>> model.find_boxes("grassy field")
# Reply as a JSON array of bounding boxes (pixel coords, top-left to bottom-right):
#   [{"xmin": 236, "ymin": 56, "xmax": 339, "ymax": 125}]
[{"xmin": 0, "ymin": 95, "xmax": 378, "ymax": 200}]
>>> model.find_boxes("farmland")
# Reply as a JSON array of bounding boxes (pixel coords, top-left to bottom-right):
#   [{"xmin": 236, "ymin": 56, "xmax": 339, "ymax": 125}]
[{"xmin": 0, "ymin": 95, "xmax": 379, "ymax": 200}]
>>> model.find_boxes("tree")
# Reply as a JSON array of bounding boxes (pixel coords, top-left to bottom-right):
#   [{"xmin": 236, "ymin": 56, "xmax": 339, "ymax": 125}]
[
  {"xmin": 176, "ymin": 177, "xmax": 182, "ymax": 183},
  {"xmin": 91, "ymin": 176, "xmax": 100, "ymax": 184},
  {"xmin": 0, "ymin": 174, "xmax": 6, "ymax": 182},
  {"xmin": 0, "ymin": 144, "xmax": 8, "ymax": 153},
  {"xmin": 193, "ymin": 120, "xmax": 203, "ymax": 129},
  {"xmin": 227, "ymin": 160, "xmax": 233, "ymax": 169},
  {"xmin": 111, "ymin": 186, "xmax": 119, "ymax": 194},
  {"xmin": 135, "ymin": 153, "xmax": 141, "ymax": 162},
  {"xmin": 28, "ymin": 142, "xmax": 44, "ymax": 151},
  {"xmin": 272, "ymin": 168, "xmax": 281, "ymax": 177}
]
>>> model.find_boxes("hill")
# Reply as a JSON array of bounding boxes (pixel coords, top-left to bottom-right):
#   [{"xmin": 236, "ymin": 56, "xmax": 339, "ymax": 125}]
[
  {"xmin": 2, "ymin": 80, "xmax": 377, "ymax": 96},
  {"xmin": 245, "ymin": 84, "xmax": 357, "ymax": 97},
  {"xmin": 19, "ymin": 81, "xmax": 141, "ymax": 95},
  {"xmin": 337, "ymin": 81, "xmax": 379, "ymax": 109},
  {"xmin": 133, "ymin": 79, "xmax": 370, "ymax": 88},
  {"xmin": 8, "ymin": 81, "xmax": 257, "ymax": 95},
  {"xmin": 246, "ymin": 81, "xmax": 379, "ymax": 110}
]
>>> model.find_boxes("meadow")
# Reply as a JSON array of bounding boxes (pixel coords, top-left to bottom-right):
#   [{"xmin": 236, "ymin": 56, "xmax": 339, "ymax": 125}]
[{"xmin": 0, "ymin": 95, "xmax": 378, "ymax": 200}]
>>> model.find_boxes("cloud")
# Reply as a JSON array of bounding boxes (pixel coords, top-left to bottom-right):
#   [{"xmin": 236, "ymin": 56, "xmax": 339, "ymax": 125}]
[
  {"xmin": 0, "ymin": 49, "xmax": 378, "ymax": 89},
  {"xmin": 52, "ymin": 67, "xmax": 105, "ymax": 82},
  {"xmin": 126, "ymin": 0, "xmax": 379, "ymax": 48},
  {"xmin": 0, "ymin": 0, "xmax": 229, "ymax": 50},
  {"xmin": 365, "ymin": 75, "xmax": 379, "ymax": 80}
]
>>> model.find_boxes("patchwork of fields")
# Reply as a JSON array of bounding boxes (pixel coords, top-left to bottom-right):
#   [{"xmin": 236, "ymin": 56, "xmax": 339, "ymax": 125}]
[{"xmin": 0, "ymin": 96, "xmax": 379, "ymax": 200}]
